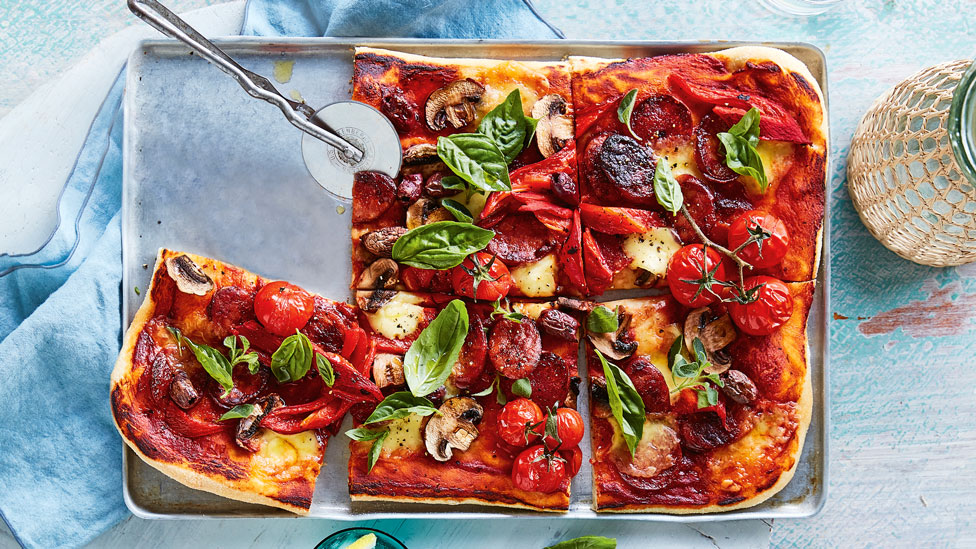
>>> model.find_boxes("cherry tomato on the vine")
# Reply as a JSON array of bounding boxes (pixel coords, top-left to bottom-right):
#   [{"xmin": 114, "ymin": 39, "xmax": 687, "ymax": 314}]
[
  {"xmin": 560, "ymin": 446, "xmax": 583, "ymax": 477},
  {"xmin": 541, "ymin": 407, "xmax": 585, "ymax": 451},
  {"xmin": 727, "ymin": 211, "xmax": 790, "ymax": 269},
  {"xmin": 727, "ymin": 275, "xmax": 793, "ymax": 336},
  {"xmin": 451, "ymin": 252, "xmax": 513, "ymax": 301},
  {"xmin": 512, "ymin": 445, "xmax": 568, "ymax": 493},
  {"xmin": 497, "ymin": 398, "xmax": 544, "ymax": 447},
  {"xmin": 666, "ymin": 244, "xmax": 727, "ymax": 307},
  {"xmin": 253, "ymin": 281, "xmax": 314, "ymax": 336}
]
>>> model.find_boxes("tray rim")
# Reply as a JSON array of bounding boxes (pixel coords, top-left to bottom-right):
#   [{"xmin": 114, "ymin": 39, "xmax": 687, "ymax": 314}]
[{"xmin": 120, "ymin": 36, "xmax": 830, "ymax": 522}]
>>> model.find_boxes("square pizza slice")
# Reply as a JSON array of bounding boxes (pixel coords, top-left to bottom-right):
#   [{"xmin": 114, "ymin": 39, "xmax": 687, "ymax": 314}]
[
  {"xmin": 571, "ymin": 47, "xmax": 827, "ymax": 287},
  {"xmin": 350, "ymin": 48, "xmax": 585, "ymax": 299},
  {"xmin": 574, "ymin": 280, "xmax": 814, "ymax": 513},
  {"xmin": 111, "ymin": 250, "xmax": 384, "ymax": 514},
  {"xmin": 347, "ymin": 291, "xmax": 585, "ymax": 511}
]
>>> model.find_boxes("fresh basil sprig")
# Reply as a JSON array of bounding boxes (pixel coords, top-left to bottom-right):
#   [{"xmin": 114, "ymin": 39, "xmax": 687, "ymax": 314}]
[
  {"xmin": 512, "ymin": 378, "xmax": 532, "ymax": 399},
  {"xmin": 617, "ymin": 88, "xmax": 640, "ymax": 141},
  {"xmin": 224, "ymin": 334, "xmax": 260, "ymax": 374},
  {"xmin": 545, "ymin": 536, "xmax": 617, "ymax": 549},
  {"xmin": 345, "ymin": 427, "xmax": 389, "ymax": 472},
  {"xmin": 270, "ymin": 331, "xmax": 313, "ymax": 384},
  {"xmin": 167, "ymin": 327, "xmax": 234, "ymax": 396},
  {"xmin": 403, "ymin": 299, "xmax": 469, "ymax": 397},
  {"xmin": 717, "ymin": 107, "xmax": 768, "ymax": 191},
  {"xmin": 441, "ymin": 198, "xmax": 474, "ymax": 223},
  {"xmin": 478, "ymin": 88, "xmax": 538, "ymax": 163},
  {"xmin": 653, "ymin": 158, "xmax": 683, "ymax": 215},
  {"xmin": 471, "ymin": 374, "xmax": 507, "ymax": 405},
  {"xmin": 596, "ymin": 350, "xmax": 645, "ymax": 456},
  {"xmin": 316, "ymin": 354, "xmax": 335, "ymax": 387},
  {"xmin": 586, "ymin": 305, "xmax": 619, "ymax": 333},
  {"xmin": 437, "ymin": 134, "xmax": 512, "ymax": 193},
  {"xmin": 218, "ymin": 404, "xmax": 255, "ymax": 421},
  {"xmin": 364, "ymin": 391, "xmax": 439, "ymax": 424},
  {"xmin": 668, "ymin": 335, "xmax": 725, "ymax": 408},
  {"xmin": 391, "ymin": 221, "xmax": 495, "ymax": 270},
  {"xmin": 491, "ymin": 299, "xmax": 525, "ymax": 323}
]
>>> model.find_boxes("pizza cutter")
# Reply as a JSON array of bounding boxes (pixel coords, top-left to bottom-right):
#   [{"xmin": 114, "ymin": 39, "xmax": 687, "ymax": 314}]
[{"xmin": 128, "ymin": 0, "xmax": 401, "ymax": 200}]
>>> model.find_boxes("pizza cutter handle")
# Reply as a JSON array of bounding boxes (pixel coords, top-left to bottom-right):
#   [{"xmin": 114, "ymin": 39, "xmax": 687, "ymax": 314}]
[{"xmin": 127, "ymin": 0, "xmax": 365, "ymax": 163}]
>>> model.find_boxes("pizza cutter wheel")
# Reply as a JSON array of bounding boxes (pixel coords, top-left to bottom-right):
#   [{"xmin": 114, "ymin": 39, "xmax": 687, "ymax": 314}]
[{"xmin": 128, "ymin": 0, "xmax": 402, "ymax": 201}]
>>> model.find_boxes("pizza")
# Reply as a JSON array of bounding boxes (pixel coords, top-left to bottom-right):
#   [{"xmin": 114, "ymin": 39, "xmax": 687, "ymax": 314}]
[
  {"xmin": 347, "ymin": 292, "xmax": 584, "ymax": 510},
  {"xmin": 113, "ymin": 45, "xmax": 825, "ymax": 516},
  {"xmin": 578, "ymin": 281, "xmax": 814, "ymax": 512},
  {"xmin": 110, "ymin": 249, "xmax": 383, "ymax": 514}
]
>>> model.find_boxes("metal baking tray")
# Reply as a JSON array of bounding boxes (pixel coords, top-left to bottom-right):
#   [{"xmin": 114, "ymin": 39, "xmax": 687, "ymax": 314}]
[{"xmin": 121, "ymin": 38, "xmax": 829, "ymax": 521}]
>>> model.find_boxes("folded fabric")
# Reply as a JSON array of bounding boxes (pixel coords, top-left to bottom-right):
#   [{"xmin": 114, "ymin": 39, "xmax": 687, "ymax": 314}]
[{"xmin": 0, "ymin": 1, "xmax": 560, "ymax": 547}]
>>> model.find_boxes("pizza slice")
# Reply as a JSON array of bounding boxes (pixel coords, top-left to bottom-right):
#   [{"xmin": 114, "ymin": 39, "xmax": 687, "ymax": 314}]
[
  {"xmin": 111, "ymin": 249, "xmax": 383, "ymax": 514},
  {"xmin": 347, "ymin": 291, "xmax": 584, "ymax": 510},
  {"xmin": 570, "ymin": 46, "xmax": 827, "ymax": 289},
  {"xmin": 350, "ymin": 48, "xmax": 585, "ymax": 299},
  {"xmin": 573, "ymin": 280, "xmax": 814, "ymax": 513}
]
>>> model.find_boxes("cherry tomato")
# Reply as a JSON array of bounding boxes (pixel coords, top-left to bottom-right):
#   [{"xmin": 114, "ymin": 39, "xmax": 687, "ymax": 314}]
[
  {"xmin": 512, "ymin": 445, "xmax": 568, "ymax": 493},
  {"xmin": 497, "ymin": 398, "xmax": 543, "ymax": 447},
  {"xmin": 560, "ymin": 446, "xmax": 583, "ymax": 477},
  {"xmin": 666, "ymin": 244, "xmax": 727, "ymax": 307},
  {"xmin": 727, "ymin": 211, "xmax": 790, "ymax": 269},
  {"xmin": 253, "ymin": 281, "xmax": 314, "ymax": 336},
  {"xmin": 727, "ymin": 276, "xmax": 793, "ymax": 336},
  {"xmin": 541, "ymin": 407, "xmax": 585, "ymax": 451},
  {"xmin": 451, "ymin": 252, "xmax": 513, "ymax": 300}
]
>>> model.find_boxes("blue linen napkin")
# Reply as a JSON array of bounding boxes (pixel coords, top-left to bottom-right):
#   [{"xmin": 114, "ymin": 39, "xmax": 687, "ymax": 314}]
[{"xmin": 0, "ymin": 1, "xmax": 560, "ymax": 547}]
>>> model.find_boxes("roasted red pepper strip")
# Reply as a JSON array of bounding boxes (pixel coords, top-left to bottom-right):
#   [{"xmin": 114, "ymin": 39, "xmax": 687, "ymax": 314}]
[
  {"xmin": 348, "ymin": 334, "xmax": 375, "ymax": 376},
  {"xmin": 574, "ymin": 101, "xmax": 618, "ymax": 138},
  {"xmin": 312, "ymin": 346, "xmax": 383, "ymax": 402},
  {"xmin": 558, "ymin": 209, "xmax": 587, "ymax": 295},
  {"xmin": 478, "ymin": 191, "xmax": 516, "ymax": 224},
  {"xmin": 260, "ymin": 394, "xmax": 336, "ymax": 434},
  {"xmin": 582, "ymin": 228, "xmax": 615, "ymax": 295},
  {"xmin": 510, "ymin": 141, "xmax": 577, "ymax": 193},
  {"xmin": 300, "ymin": 399, "xmax": 355, "ymax": 431},
  {"xmin": 579, "ymin": 203, "xmax": 664, "ymax": 235},
  {"xmin": 340, "ymin": 325, "xmax": 361, "ymax": 359},
  {"xmin": 233, "ymin": 320, "xmax": 284, "ymax": 355},
  {"xmin": 162, "ymin": 399, "xmax": 225, "ymax": 438},
  {"xmin": 372, "ymin": 335, "xmax": 413, "ymax": 354}
]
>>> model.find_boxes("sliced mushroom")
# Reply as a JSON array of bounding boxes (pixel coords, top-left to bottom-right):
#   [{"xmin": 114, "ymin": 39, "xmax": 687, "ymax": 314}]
[
  {"xmin": 362, "ymin": 226, "xmax": 407, "ymax": 258},
  {"xmin": 356, "ymin": 289, "xmax": 396, "ymax": 313},
  {"xmin": 720, "ymin": 370, "xmax": 758, "ymax": 404},
  {"xmin": 165, "ymin": 254, "xmax": 213, "ymax": 296},
  {"xmin": 684, "ymin": 308, "xmax": 737, "ymax": 374},
  {"xmin": 531, "ymin": 94, "xmax": 574, "ymax": 158},
  {"xmin": 423, "ymin": 396, "xmax": 483, "ymax": 462},
  {"xmin": 406, "ymin": 198, "xmax": 453, "ymax": 229},
  {"xmin": 587, "ymin": 310, "xmax": 637, "ymax": 361},
  {"xmin": 235, "ymin": 394, "xmax": 284, "ymax": 451},
  {"xmin": 168, "ymin": 370, "xmax": 200, "ymax": 410},
  {"xmin": 425, "ymin": 79, "xmax": 485, "ymax": 131},
  {"xmin": 357, "ymin": 259, "xmax": 398, "ymax": 290},
  {"xmin": 402, "ymin": 143, "xmax": 439, "ymax": 165},
  {"xmin": 372, "ymin": 353, "xmax": 406, "ymax": 389}
]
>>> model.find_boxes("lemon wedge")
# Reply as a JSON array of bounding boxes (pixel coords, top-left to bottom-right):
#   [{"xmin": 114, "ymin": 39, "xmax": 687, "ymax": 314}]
[{"xmin": 344, "ymin": 533, "xmax": 377, "ymax": 549}]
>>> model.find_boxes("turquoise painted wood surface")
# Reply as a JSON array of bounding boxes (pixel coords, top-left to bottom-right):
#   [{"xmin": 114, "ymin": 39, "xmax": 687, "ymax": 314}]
[{"xmin": 1, "ymin": 0, "xmax": 975, "ymax": 547}]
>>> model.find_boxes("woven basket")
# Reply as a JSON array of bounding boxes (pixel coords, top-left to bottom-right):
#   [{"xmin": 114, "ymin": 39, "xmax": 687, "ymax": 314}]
[{"xmin": 848, "ymin": 60, "xmax": 976, "ymax": 267}]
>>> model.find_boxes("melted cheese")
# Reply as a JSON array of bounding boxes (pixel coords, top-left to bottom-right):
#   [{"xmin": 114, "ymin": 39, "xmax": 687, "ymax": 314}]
[
  {"xmin": 656, "ymin": 144, "xmax": 699, "ymax": 179},
  {"xmin": 509, "ymin": 254, "xmax": 557, "ymax": 297},
  {"xmin": 622, "ymin": 228, "xmax": 681, "ymax": 276},
  {"xmin": 609, "ymin": 416, "xmax": 679, "ymax": 478},
  {"xmin": 451, "ymin": 191, "xmax": 488, "ymax": 220},
  {"xmin": 459, "ymin": 61, "xmax": 549, "ymax": 119},
  {"xmin": 512, "ymin": 301, "xmax": 551, "ymax": 321},
  {"xmin": 252, "ymin": 430, "xmax": 320, "ymax": 483},
  {"xmin": 621, "ymin": 300, "xmax": 682, "ymax": 390},
  {"xmin": 379, "ymin": 414, "xmax": 425, "ymax": 458},
  {"xmin": 366, "ymin": 295, "xmax": 425, "ymax": 339}
]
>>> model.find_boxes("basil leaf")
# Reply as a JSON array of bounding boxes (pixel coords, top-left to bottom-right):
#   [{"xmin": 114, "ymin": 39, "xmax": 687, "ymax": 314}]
[
  {"xmin": 617, "ymin": 88, "xmax": 640, "ymax": 141},
  {"xmin": 367, "ymin": 430, "xmax": 389, "ymax": 472},
  {"xmin": 270, "ymin": 331, "xmax": 313, "ymax": 384},
  {"xmin": 169, "ymin": 327, "xmax": 233, "ymax": 395},
  {"xmin": 316, "ymin": 354, "xmax": 335, "ymax": 387},
  {"xmin": 471, "ymin": 384, "xmax": 494, "ymax": 397},
  {"xmin": 345, "ymin": 427, "xmax": 390, "ymax": 473},
  {"xmin": 219, "ymin": 404, "xmax": 255, "ymax": 421},
  {"xmin": 692, "ymin": 337, "xmax": 708, "ymax": 365},
  {"xmin": 441, "ymin": 198, "xmax": 474, "ymax": 223},
  {"xmin": 440, "ymin": 175, "xmax": 467, "ymax": 191},
  {"xmin": 698, "ymin": 384, "xmax": 719, "ymax": 408},
  {"xmin": 667, "ymin": 334, "xmax": 685, "ymax": 369},
  {"xmin": 392, "ymin": 221, "xmax": 495, "ymax": 270},
  {"xmin": 364, "ymin": 391, "xmax": 439, "ymax": 424},
  {"xmin": 597, "ymin": 350, "xmax": 645, "ymax": 456},
  {"xmin": 717, "ymin": 107, "xmax": 768, "ymax": 191},
  {"xmin": 586, "ymin": 305, "xmax": 619, "ymax": 333},
  {"xmin": 495, "ymin": 377, "xmax": 507, "ymax": 405},
  {"xmin": 478, "ymin": 89, "xmax": 535, "ymax": 163},
  {"xmin": 653, "ymin": 158, "xmax": 683, "ymax": 215},
  {"xmin": 512, "ymin": 378, "xmax": 532, "ymax": 399},
  {"xmin": 403, "ymin": 300, "xmax": 469, "ymax": 397},
  {"xmin": 671, "ymin": 355, "xmax": 699, "ymax": 379},
  {"xmin": 437, "ymin": 134, "xmax": 512, "ymax": 192},
  {"xmin": 345, "ymin": 427, "xmax": 388, "ymax": 442},
  {"xmin": 545, "ymin": 536, "xmax": 617, "ymax": 549},
  {"xmin": 225, "ymin": 334, "xmax": 260, "ymax": 374}
]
